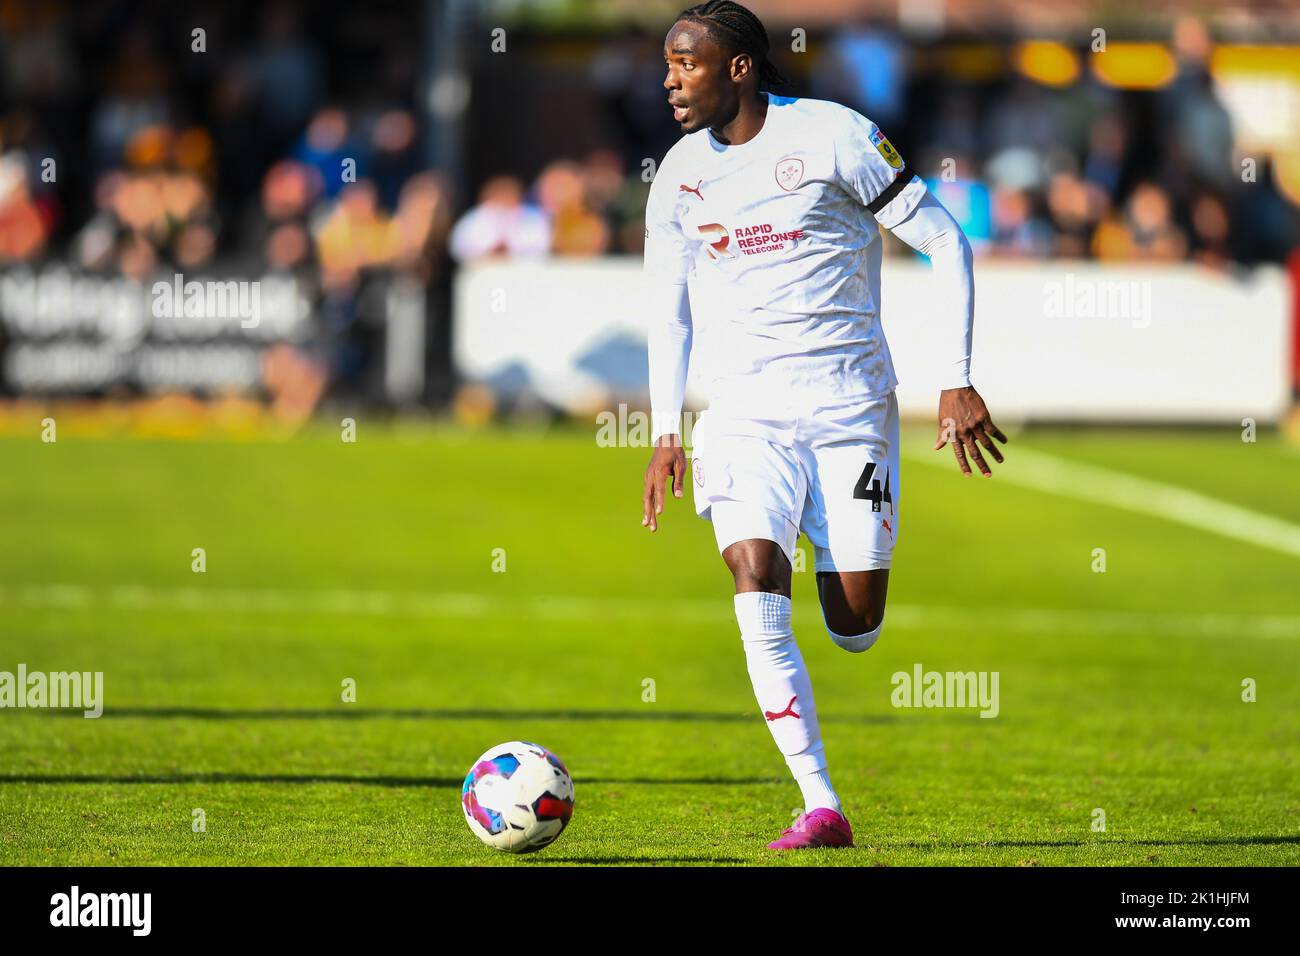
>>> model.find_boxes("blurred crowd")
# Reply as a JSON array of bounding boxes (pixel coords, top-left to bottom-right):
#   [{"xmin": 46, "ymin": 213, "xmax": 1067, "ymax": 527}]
[
  {"xmin": 0, "ymin": 3, "xmax": 451, "ymax": 283},
  {"xmin": 896, "ymin": 19, "xmax": 1298, "ymax": 268},
  {"xmin": 0, "ymin": 2, "xmax": 1296, "ymax": 290},
  {"xmin": 0, "ymin": 0, "xmax": 456, "ymax": 402},
  {"xmin": 422, "ymin": 15, "xmax": 1300, "ymax": 270},
  {"xmin": 582, "ymin": 15, "xmax": 1298, "ymax": 269}
]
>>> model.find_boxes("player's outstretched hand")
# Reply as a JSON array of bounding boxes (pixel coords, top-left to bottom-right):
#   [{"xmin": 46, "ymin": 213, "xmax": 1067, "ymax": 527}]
[
  {"xmin": 935, "ymin": 386, "xmax": 1008, "ymax": 477},
  {"xmin": 642, "ymin": 435, "xmax": 687, "ymax": 532}
]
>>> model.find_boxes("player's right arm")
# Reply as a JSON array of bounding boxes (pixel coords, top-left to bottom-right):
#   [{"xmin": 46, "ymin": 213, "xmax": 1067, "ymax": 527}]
[{"xmin": 641, "ymin": 163, "xmax": 694, "ymax": 532}]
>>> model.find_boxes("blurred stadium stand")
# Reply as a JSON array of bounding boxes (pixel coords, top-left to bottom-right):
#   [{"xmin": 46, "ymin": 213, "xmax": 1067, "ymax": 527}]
[{"xmin": 0, "ymin": 0, "xmax": 1297, "ymax": 432}]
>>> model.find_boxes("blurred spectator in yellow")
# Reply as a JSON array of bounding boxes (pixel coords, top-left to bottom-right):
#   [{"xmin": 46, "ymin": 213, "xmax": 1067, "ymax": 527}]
[
  {"xmin": 535, "ymin": 160, "xmax": 608, "ymax": 257},
  {"xmin": 1093, "ymin": 182, "xmax": 1188, "ymax": 261},
  {"xmin": 581, "ymin": 147, "xmax": 646, "ymax": 253},
  {"xmin": 315, "ymin": 180, "xmax": 402, "ymax": 285}
]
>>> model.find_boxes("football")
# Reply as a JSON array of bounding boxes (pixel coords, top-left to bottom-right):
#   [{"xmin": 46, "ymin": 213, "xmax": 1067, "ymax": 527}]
[{"xmin": 461, "ymin": 741, "xmax": 575, "ymax": 853}]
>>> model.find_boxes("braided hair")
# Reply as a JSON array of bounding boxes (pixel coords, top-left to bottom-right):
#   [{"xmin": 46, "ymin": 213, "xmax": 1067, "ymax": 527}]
[{"xmin": 675, "ymin": 1, "xmax": 789, "ymax": 90}]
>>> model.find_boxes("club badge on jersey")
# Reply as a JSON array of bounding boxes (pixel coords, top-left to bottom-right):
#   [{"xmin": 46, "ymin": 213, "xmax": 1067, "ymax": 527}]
[{"xmin": 774, "ymin": 157, "xmax": 804, "ymax": 191}]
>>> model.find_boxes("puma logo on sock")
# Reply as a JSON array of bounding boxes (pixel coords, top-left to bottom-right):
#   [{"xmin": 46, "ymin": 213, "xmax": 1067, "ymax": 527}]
[{"xmin": 764, "ymin": 695, "xmax": 800, "ymax": 721}]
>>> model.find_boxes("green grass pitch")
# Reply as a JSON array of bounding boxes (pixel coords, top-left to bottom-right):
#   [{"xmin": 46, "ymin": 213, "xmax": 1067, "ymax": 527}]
[{"xmin": 1, "ymin": 421, "xmax": 1297, "ymax": 866}]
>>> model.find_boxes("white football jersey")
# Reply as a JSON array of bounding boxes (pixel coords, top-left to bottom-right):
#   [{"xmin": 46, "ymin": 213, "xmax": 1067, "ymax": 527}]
[{"xmin": 644, "ymin": 93, "xmax": 926, "ymax": 417}]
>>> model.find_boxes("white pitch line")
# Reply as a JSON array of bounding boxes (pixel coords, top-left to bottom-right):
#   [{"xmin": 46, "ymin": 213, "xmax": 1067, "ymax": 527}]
[
  {"xmin": 1, "ymin": 584, "xmax": 1298, "ymax": 639},
  {"xmin": 906, "ymin": 444, "xmax": 1300, "ymax": 560}
]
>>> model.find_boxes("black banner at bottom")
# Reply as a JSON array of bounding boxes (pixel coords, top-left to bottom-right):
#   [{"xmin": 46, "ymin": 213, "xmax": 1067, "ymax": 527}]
[{"xmin": 0, "ymin": 866, "xmax": 1285, "ymax": 941}]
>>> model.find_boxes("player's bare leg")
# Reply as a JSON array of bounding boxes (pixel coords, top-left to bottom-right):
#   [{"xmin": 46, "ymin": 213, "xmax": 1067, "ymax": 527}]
[
  {"xmin": 722, "ymin": 537, "xmax": 791, "ymax": 596},
  {"xmin": 722, "ymin": 537, "xmax": 853, "ymax": 850},
  {"xmin": 817, "ymin": 568, "xmax": 890, "ymax": 652}
]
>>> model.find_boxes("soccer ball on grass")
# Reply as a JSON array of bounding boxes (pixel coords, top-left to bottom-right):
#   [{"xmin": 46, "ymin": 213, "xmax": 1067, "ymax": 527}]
[{"xmin": 461, "ymin": 740, "xmax": 575, "ymax": 853}]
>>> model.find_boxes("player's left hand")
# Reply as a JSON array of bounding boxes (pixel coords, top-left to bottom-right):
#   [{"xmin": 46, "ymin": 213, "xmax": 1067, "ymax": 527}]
[
  {"xmin": 935, "ymin": 386, "xmax": 1007, "ymax": 477},
  {"xmin": 642, "ymin": 434, "xmax": 687, "ymax": 532}
]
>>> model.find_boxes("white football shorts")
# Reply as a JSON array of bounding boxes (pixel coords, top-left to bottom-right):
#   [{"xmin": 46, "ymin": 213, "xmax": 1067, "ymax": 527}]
[{"xmin": 689, "ymin": 391, "xmax": 900, "ymax": 573}]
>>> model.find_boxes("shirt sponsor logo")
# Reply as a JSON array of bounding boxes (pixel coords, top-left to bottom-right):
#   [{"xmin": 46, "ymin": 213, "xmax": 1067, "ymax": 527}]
[
  {"xmin": 732, "ymin": 222, "xmax": 805, "ymax": 256},
  {"xmin": 697, "ymin": 222, "xmax": 734, "ymax": 260},
  {"xmin": 693, "ymin": 220, "xmax": 806, "ymax": 260}
]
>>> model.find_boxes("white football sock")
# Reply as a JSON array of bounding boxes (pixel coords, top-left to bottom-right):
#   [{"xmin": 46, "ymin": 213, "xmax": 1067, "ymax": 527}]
[
  {"xmin": 796, "ymin": 768, "xmax": 842, "ymax": 815},
  {"xmin": 734, "ymin": 591, "xmax": 840, "ymax": 812}
]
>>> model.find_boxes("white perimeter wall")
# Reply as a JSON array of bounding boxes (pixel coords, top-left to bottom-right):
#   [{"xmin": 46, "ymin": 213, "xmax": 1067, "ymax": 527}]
[{"xmin": 454, "ymin": 259, "xmax": 1293, "ymax": 423}]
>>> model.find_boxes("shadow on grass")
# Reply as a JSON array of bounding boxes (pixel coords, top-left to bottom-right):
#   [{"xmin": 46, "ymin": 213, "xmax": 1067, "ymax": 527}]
[
  {"xmin": 42, "ymin": 707, "xmax": 899, "ymax": 724},
  {"xmin": 0, "ymin": 773, "xmax": 783, "ymax": 788},
  {"xmin": 889, "ymin": 836, "xmax": 1300, "ymax": 849},
  {"xmin": 522, "ymin": 856, "xmax": 747, "ymax": 864}
]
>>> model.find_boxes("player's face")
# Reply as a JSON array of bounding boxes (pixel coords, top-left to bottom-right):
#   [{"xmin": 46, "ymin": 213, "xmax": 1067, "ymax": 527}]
[{"xmin": 662, "ymin": 21, "xmax": 740, "ymax": 134}]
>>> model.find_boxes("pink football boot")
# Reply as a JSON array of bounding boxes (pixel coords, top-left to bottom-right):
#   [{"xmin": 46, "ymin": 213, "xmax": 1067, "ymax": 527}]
[{"xmin": 767, "ymin": 808, "xmax": 854, "ymax": 850}]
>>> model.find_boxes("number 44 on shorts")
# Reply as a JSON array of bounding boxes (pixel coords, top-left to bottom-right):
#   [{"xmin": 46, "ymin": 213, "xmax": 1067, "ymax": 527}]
[{"xmin": 853, "ymin": 461, "xmax": 893, "ymax": 513}]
